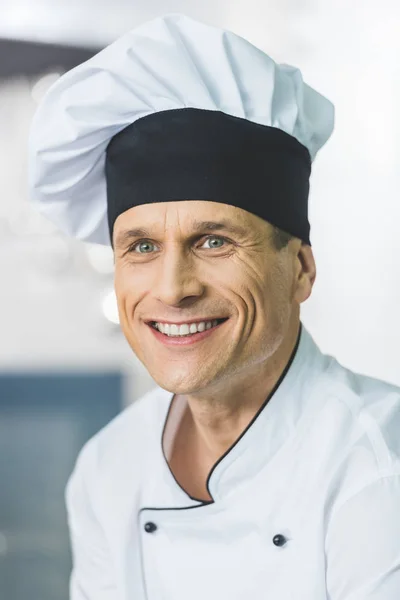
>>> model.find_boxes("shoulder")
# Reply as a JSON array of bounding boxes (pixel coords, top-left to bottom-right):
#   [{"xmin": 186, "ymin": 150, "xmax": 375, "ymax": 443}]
[
  {"xmin": 318, "ymin": 356, "xmax": 400, "ymax": 508},
  {"xmin": 324, "ymin": 357, "xmax": 400, "ymax": 458},
  {"xmin": 67, "ymin": 385, "xmax": 172, "ymax": 492}
]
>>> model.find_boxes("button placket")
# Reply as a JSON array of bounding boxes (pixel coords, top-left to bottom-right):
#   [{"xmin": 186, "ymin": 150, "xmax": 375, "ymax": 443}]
[{"xmin": 140, "ymin": 513, "xmax": 165, "ymax": 600}]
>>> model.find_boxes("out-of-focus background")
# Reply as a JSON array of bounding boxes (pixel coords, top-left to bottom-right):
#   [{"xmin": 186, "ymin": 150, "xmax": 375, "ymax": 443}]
[{"xmin": 0, "ymin": 1, "xmax": 399, "ymax": 598}]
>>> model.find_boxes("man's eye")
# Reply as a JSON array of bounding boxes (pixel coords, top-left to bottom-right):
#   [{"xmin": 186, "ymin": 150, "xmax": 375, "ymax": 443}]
[
  {"xmin": 128, "ymin": 240, "xmax": 155, "ymax": 254},
  {"xmin": 126, "ymin": 235, "xmax": 228, "ymax": 255},
  {"xmin": 201, "ymin": 235, "xmax": 227, "ymax": 249}
]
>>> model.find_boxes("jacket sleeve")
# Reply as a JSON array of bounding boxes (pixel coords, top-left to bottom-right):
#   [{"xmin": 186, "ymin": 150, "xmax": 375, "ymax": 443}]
[
  {"xmin": 65, "ymin": 438, "xmax": 119, "ymax": 600},
  {"xmin": 325, "ymin": 473, "xmax": 400, "ymax": 599}
]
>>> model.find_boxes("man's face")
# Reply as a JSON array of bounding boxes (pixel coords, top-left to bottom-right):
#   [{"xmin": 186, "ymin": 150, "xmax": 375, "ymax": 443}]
[{"xmin": 113, "ymin": 201, "xmax": 314, "ymax": 395}]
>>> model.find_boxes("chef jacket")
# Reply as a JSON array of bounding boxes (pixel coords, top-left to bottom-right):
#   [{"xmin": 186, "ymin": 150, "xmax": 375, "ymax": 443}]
[{"xmin": 65, "ymin": 323, "xmax": 400, "ymax": 600}]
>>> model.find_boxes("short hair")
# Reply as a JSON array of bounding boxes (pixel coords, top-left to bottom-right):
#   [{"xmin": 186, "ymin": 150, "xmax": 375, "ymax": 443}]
[{"xmin": 271, "ymin": 225, "xmax": 295, "ymax": 250}]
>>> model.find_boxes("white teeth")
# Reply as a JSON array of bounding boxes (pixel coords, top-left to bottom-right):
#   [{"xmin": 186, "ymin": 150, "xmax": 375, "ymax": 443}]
[{"xmin": 154, "ymin": 319, "xmax": 221, "ymax": 336}]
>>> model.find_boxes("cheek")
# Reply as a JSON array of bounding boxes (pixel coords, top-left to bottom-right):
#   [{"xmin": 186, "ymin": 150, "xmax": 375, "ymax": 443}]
[
  {"xmin": 114, "ymin": 273, "xmax": 129, "ymax": 297},
  {"xmin": 113, "ymin": 272, "xmax": 127, "ymax": 310},
  {"xmin": 257, "ymin": 261, "xmax": 293, "ymax": 318},
  {"xmin": 114, "ymin": 263, "xmax": 142, "ymax": 294},
  {"xmin": 113, "ymin": 267, "xmax": 139, "ymax": 320},
  {"xmin": 268, "ymin": 255, "xmax": 293, "ymax": 293}
]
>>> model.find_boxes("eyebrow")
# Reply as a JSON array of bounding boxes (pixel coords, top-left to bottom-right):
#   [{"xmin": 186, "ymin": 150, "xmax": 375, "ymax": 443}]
[{"xmin": 114, "ymin": 219, "xmax": 249, "ymax": 249}]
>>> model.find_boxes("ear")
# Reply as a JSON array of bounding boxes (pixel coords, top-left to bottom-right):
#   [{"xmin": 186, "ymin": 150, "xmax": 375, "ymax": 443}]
[{"xmin": 294, "ymin": 243, "xmax": 316, "ymax": 303}]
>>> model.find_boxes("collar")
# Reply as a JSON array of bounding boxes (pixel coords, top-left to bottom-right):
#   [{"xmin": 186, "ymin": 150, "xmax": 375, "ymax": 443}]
[{"xmin": 159, "ymin": 322, "xmax": 327, "ymax": 503}]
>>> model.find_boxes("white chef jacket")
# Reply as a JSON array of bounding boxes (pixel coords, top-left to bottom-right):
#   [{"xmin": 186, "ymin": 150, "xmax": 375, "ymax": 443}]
[{"xmin": 65, "ymin": 323, "xmax": 400, "ymax": 600}]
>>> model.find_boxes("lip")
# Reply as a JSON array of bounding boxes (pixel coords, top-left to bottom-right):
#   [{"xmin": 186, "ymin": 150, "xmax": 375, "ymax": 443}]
[{"xmin": 146, "ymin": 318, "xmax": 228, "ymax": 346}]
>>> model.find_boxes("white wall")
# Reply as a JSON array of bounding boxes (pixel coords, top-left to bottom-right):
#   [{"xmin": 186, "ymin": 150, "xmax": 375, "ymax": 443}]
[{"xmin": 1, "ymin": 0, "xmax": 399, "ymax": 406}]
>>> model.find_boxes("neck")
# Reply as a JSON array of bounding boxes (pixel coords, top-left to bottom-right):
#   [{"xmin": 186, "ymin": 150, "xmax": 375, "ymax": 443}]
[{"xmin": 182, "ymin": 320, "xmax": 301, "ymax": 461}]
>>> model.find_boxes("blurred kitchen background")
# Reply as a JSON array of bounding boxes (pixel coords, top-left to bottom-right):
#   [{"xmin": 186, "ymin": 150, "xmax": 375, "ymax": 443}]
[{"xmin": 0, "ymin": 0, "xmax": 399, "ymax": 598}]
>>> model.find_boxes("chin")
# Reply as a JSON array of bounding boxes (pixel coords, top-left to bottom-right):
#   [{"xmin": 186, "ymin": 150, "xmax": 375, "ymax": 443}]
[{"xmin": 148, "ymin": 371, "xmax": 201, "ymax": 396}]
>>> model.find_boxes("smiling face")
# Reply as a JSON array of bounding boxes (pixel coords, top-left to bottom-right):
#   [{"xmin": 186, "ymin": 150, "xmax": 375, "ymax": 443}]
[{"xmin": 113, "ymin": 200, "xmax": 316, "ymax": 396}]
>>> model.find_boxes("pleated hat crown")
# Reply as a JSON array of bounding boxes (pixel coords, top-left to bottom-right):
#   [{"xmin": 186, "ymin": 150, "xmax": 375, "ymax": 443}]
[{"xmin": 28, "ymin": 13, "xmax": 334, "ymax": 246}]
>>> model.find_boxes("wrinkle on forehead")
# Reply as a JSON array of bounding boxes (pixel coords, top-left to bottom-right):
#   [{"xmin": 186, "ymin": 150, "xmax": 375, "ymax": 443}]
[
  {"xmin": 114, "ymin": 200, "xmax": 270, "ymax": 248},
  {"xmin": 156, "ymin": 201, "xmax": 252, "ymax": 230}
]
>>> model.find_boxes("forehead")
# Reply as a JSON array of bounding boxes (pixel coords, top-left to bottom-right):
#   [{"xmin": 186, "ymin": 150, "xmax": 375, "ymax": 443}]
[
  {"xmin": 116, "ymin": 200, "xmax": 253, "ymax": 226},
  {"xmin": 113, "ymin": 200, "xmax": 267, "ymax": 245}
]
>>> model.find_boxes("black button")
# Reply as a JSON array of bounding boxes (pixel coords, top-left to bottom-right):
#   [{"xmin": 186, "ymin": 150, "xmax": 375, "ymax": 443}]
[
  {"xmin": 144, "ymin": 522, "xmax": 157, "ymax": 533},
  {"xmin": 273, "ymin": 534, "xmax": 287, "ymax": 547}
]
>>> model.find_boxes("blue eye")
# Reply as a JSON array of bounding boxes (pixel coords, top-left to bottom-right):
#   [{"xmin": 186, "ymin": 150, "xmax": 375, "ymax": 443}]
[
  {"xmin": 202, "ymin": 236, "xmax": 226, "ymax": 248},
  {"xmin": 133, "ymin": 241, "xmax": 155, "ymax": 253},
  {"xmin": 127, "ymin": 235, "xmax": 227, "ymax": 254}
]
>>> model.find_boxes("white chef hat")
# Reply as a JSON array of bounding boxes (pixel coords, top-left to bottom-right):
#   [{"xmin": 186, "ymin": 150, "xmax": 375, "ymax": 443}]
[{"xmin": 27, "ymin": 13, "xmax": 334, "ymax": 247}]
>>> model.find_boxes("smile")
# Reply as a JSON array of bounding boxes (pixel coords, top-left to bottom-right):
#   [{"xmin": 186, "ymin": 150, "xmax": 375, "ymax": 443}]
[
  {"xmin": 147, "ymin": 318, "xmax": 229, "ymax": 346},
  {"xmin": 151, "ymin": 318, "xmax": 227, "ymax": 337}
]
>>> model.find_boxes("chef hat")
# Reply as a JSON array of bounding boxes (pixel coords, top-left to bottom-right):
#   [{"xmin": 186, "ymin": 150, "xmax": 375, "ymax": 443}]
[{"xmin": 27, "ymin": 13, "xmax": 335, "ymax": 247}]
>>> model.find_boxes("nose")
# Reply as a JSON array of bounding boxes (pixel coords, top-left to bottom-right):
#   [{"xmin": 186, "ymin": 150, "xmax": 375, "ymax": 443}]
[{"xmin": 151, "ymin": 248, "xmax": 205, "ymax": 306}]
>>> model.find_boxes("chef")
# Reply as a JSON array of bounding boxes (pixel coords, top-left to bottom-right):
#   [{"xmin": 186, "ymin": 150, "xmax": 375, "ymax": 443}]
[{"xmin": 28, "ymin": 13, "xmax": 400, "ymax": 600}]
